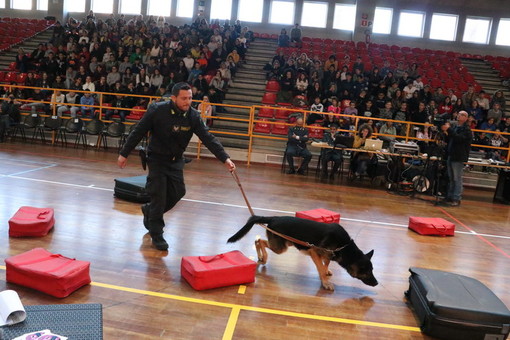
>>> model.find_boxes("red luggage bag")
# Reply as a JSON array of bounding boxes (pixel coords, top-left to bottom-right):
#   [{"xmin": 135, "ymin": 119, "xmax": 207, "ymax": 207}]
[
  {"xmin": 181, "ymin": 251, "xmax": 256, "ymax": 290},
  {"xmin": 408, "ymin": 217, "xmax": 455, "ymax": 236},
  {"xmin": 9, "ymin": 206, "xmax": 55, "ymax": 237},
  {"xmin": 295, "ymin": 208, "xmax": 340, "ymax": 224},
  {"xmin": 5, "ymin": 248, "xmax": 91, "ymax": 298}
]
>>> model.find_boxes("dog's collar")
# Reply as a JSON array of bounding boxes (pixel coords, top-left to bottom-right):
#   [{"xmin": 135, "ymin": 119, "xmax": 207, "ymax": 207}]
[{"xmin": 329, "ymin": 238, "xmax": 353, "ymax": 254}]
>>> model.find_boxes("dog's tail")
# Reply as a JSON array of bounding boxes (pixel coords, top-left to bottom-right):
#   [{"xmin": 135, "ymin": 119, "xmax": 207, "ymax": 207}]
[{"xmin": 227, "ymin": 215, "xmax": 272, "ymax": 243}]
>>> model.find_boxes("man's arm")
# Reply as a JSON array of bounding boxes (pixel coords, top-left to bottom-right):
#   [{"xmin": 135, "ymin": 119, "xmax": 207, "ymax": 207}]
[{"xmin": 117, "ymin": 104, "xmax": 154, "ymax": 168}]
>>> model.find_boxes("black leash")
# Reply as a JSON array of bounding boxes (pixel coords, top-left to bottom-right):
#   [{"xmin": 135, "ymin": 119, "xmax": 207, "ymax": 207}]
[{"xmin": 230, "ymin": 171, "xmax": 351, "ymax": 254}]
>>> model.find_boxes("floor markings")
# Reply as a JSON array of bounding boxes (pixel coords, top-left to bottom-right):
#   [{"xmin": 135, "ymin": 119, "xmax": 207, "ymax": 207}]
[
  {"xmin": 3, "ymin": 174, "xmax": 510, "ymax": 241},
  {"xmin": 87, "ymin": 281, "xmax": 420, "ymax": 333},
  {"xmin": 237, "ymin": 285, "xmax": 246, "ymax": 295},
  {"xmin": 3, "ymin": 164, "xmax": 58, "ymax": 177},
  {"xmin": 439, "ymin": 208, "xmax": 510, "ymax": 259},
  {"xmin": 222, "ymin": 307, "xmax": 241, "ymax": 340}
]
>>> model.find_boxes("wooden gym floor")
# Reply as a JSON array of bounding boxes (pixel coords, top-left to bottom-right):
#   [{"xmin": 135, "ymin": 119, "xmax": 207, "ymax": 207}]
[{"xmin": 1, "ymin": 143, "xmax": 510, "ymax": 339}]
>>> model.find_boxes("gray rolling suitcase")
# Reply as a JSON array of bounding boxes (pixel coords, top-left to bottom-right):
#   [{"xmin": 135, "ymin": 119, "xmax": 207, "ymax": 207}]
[
  {"xmin": 114, "ymin": 175, "xmax": 150, "ymax": 203},
  {"xmin": 406, "ymin": 267, "xmax": 510, "ymax": 340}
]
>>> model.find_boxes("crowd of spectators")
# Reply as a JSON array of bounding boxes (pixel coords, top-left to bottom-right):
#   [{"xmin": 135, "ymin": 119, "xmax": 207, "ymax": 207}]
[
  {"xmin": 265, "ymin": 42, "xmax": 509, "ymax": 161},
  {"xmin": 3, "ymin": 12, "xmax": 253, "ymax": 122}
]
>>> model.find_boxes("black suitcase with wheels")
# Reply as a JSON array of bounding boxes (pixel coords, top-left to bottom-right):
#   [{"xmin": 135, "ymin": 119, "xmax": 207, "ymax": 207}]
[
  {"xmin": 406, "ymin": 267, "xmax": 510, "ymax": 340},
  {"xmin": 114, "ymin": 175, "xmax": 150, "ymax": 203}
]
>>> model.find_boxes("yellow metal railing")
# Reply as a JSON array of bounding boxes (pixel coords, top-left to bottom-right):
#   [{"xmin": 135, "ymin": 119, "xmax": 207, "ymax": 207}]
[{"xmin": 2, "ymin": 84, "xmax": 510, "ymax": 164}]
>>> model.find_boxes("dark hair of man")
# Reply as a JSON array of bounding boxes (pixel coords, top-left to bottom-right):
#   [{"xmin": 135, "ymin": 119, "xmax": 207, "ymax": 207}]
[{"xmin": 171, "ymin": 82, "xmax": 191, "ymax": 96}]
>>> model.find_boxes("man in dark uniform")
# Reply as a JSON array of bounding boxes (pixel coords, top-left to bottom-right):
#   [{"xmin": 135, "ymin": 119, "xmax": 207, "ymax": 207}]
[
  {"xmin": 321, "ymin": 124, "xmax": 343, "ymax": 180},
  {"xmin": 285, "ymin": 117, "xmax": 312, "ymax": 175},
  {"xmin": 441, "ymin": 110, "xmax": 472, "ymax": 207},
  {"xmin": 117, "ymin": 82, "xmax": 236, "ymax": 250}
]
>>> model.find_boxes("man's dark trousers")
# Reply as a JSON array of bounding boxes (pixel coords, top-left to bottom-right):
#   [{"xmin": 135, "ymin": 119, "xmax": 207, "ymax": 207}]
[{"xmin": 145, "ymin": 158, "xmax": 186, "ymax": 236}]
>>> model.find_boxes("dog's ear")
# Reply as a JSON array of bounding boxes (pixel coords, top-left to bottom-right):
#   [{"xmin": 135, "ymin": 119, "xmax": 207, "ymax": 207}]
[{"xmin": 365, "ymin": 250, "xmax": 374, "ymax": 259}]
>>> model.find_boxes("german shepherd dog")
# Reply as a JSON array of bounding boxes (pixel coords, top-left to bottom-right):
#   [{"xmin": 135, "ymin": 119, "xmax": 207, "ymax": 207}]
[{"xmin": 228, "ymin": 216, "xmax": 378, "ymax": 290}]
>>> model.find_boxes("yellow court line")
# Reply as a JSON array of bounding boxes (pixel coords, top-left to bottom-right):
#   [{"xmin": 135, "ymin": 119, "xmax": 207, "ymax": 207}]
[
  {"xmin": 237, "ymin": 285, "xmax": 246, "ymax": 295},
  {"xmin": 90, "ymin": 282, "xmax": 420, "ymax": 332},
  {"xmin": 222, "ymin": 307, "xmax": 241, "ymax": 340}
]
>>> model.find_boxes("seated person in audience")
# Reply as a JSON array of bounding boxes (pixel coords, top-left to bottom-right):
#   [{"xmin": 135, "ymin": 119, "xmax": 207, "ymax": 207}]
[
  {"xmin": 360, "ymin": 100, "xmax": 379, "ymax": 118},
  {"xmin": 488, "ymin": 130, "xmax": 509, "ymax": 162},
  {"xmin": 477, "ymin": 91, "xmax": 490, "ymax": 115},
  {"xmin": 415, "ymin": 125, "xmax": 430, "ymax": 152},
  {"xmin": 439, "ymin": 97, "xmax": 453, "ymax": 115},
  {"xmin": 105, "ymin": 94, "xmax": 129, "ymax": 122},
  {"xmin": 462, "ymin": 85, "xmax": 476, "ymax": 107},
  {"xmin": 80, "ymin": 90, "xmax": 95, "ymax": 118},
  {"xmin": 197, "ymin": 95, "xmax": 215, "ymax": 126},
  {"xmin": 307, "ymin": 97, "xmax": 324, "ymax": 125},
  {"xmin": 51, "ymin": 90, "xmax": 67, "ymax": 117},
  {"xmin": 480, "ymin": 117, "xmax": 497, "ymax": 137},
  {"xmin": 65, "ymin": 91, "xmax": 80, "ymax": 117},
  {"xmin": 0, "ymin": 93, "xmax": 21, "ymax": 142},
  {"xmin": 498, "ymin": 117, "xmax": 510, "ymax": 133},
  {"xmin": 107, "ymin": 66, "xmax": 121, "ymax": 87},
  {"xmin": 379, "ymin": 120, "xmax": 396, "ymax": 148},
  {"xmin": 351, "ymin": 123, "xmax": 376, "ymax": 178},
  {"xmin": 491, "ymin": 90, "xmax": 506, "ymax": 111},
  {"xmin": 285, "ymin": 117, "xmax": 311, "ymax": 175},
  {"xmin": 344, "ymin": 101, "xmax": 358, "ymax": 116},
  {"xmin": 487, "ymin": 103, "xmax": 503, "ymax": 125},
  {"xmin": 378, "ymin": 101, "xmax": 394, "ymax": 122},
  {"xmin": 320, "ymin": 124, "xmax": 343, "ymax": 180},
  {"xmin": 468, "ymin": 100, "xmax": 483, "ymax": 122},
  {"xmin": 25, "ymin": 88, "xmax": 49, "ymax": 113},
  {"xmin": 294, "ymin": 73, "xmax": 309, "ymax": 96}
]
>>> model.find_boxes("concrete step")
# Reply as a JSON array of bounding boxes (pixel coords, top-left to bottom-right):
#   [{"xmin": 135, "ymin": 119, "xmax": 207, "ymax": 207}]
[
  {"xmin": 230, "ymin": 81, "xmax": 266, "ymax": 91},
  {"xmin": 223, "ymin": 99, "xmax": 262, "ymax": 108},
  {"xmin": 225, "ymin": 92, "xmax": 262, "ymax": 102},
  {"xmin": 245, "ymin": 54, "xmax": 271, "ymax": 62},
  {"xmin": 235, "ymin": 74, "xmax": 266, "ymax": 82},
  {"xmin": 241, "ymin": 62, "xmax": 265, "ymax": 71},
  {"xmin": 228, "ymin": 87, "xmax": 265, "ymax": 97}
]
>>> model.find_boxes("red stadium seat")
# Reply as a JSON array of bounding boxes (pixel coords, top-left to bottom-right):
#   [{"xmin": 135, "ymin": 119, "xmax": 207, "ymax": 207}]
[
  {"xmin": 308, "ymin": 124, "xmax": 324, "ymax": 139},
  {"xmin": 253, "ymin": 119, "xmax": 271, "ymax": 134},
  {"xmin": 270, "ymin": 34, "xmax": 278, "ymax": 40},
  {"xmin": 262, "ymin": 92, "xmax": 277, "ymax": 105},
  {"xmin": 0, "ymin": 72, "xmax": 5, "ymax": 82},
  {"xmin": 260, "ymin": 33, "xmax": 270, "ymax": 39},
  {"xmin": 8, "ymin": 62, "xmax": 17, "ymax": 71},
  {"xmin": 15, "ymin": 73, "xmax": 27, "ymax": 84},
  {"xmin": 5, "ymin": 72, "xmax": 16, "ymax": 83},
  {"xmin": 265, "ymin": 80, "xmax": 280, "ymax": 92},
  {"xmin": 258, "ymin": 107, "xmax": 275, "ymax": 118},
  {"xmin": 271, "ymin": 121, "xmax": 289, "ymax": 135},
  {"xmin": 274, "ymin": 108, "xmax": 291, "ymax": 120}
]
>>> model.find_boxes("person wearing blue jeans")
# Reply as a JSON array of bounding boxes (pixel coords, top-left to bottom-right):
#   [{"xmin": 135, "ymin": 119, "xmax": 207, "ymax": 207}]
[{"xmin": 441, "ymin": 111, "xmax": 472, "ymax": 206}]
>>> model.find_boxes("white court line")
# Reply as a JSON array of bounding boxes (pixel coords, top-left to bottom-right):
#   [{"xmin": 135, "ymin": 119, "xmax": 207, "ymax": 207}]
[
  {"xmin": 4, "ymin": 164, "xmax": 58, "ymax": 176},
  {"xmin": 0, "ymin": 157, "xmax": 56, "ymax": 166},
  {"xmin": 4, "ymin": 174, "xmax": 510, "ymax": 240}
]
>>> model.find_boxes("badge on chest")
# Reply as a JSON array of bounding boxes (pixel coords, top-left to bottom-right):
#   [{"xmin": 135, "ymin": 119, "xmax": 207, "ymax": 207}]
[{"xmin": 171, "ymin": 125, "xmax": 190, "ymax": 132}]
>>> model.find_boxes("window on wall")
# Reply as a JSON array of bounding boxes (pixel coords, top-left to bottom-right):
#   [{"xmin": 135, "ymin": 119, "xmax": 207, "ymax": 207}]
[
  {"xmin": 147, "ymin": 0, "xmax": 172, "ymax": 16},
  {"xmin": 496, "ymin": 18, "xmax": 510, "ymax": 46},
  {"xmin": 66, "ymin": 0, "xmax": 85, "ymax": 12},
  {"xmin": 176, "ymin": 0, "xmax": 194, "ymax": 18},
  {"xmin": 238, "ymin": 0, "xmax": 263, "ymax": 23},
  {"xmin": 430, "ymin": 13, "xmax": 458, "ymax": 41},
  {"xmin": 269, "ymin": 1, "xmax": 295, "ymax": 25},
  {"xmin": 37, "ymin": 0, "xmax": 48, "ymax": 10},
  {"xmin": 373, "ymin": 7, "xmax": 393, "ymax": 34},
  {"xmin": 301, "ymin": 2, "xmax": 328, "ymax": 28},
  {"xmin": 463, "ymin": 17, "xmax": 491, "ymax": 44},
  {"xmin": 0, "ymin": 0, "xmax": 4, "ymax": 8},
  {"xmin": 397, "ymin": 11, "xmax": 425, "ymax": 37},
  {"xmin": 210, "ymin": 0, "xmax": 232, "ymax": 20},
  {"xmin": 333, "ymin": 4, "xmax": 357, "ymax": 31},
  {"xmin": 120, "ymin": 0, "xmax": 142, "ymax": 14},
  {"xmin": 11, "ymin": 0, "xmax": 31, "ymax": 10},
  {"xmin": 92, "ymin": 0, "xmax": 114, "ymax": 14}
]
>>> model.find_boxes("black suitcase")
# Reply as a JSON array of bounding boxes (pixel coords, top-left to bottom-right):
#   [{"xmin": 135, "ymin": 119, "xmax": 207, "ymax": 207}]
[
  {"xmin": 406, "ymin": 267, "xmax": 510, "ymax": 340},
  {"xmin": 114, "ymin": 175, "xmax": 150, "ymax": 203}
]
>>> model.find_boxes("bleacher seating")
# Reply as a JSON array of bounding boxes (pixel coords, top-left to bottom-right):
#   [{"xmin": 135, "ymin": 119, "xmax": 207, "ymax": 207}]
[{"xmin": 0, "ymin": 18, "xmax": 54, "ymax": 52}]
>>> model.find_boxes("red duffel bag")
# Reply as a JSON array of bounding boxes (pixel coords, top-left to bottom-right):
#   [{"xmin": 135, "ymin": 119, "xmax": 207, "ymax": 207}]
[
  {"xmin": 5, "ymin": 248, "xmax": 91, "ymax": 298},
  {"xmin": 408, "ymin": 217, "xmax": 455, "ymax": 236},
  {"xmin": 295, "ymin": 208, "xmax": 340, "ymax": 224},
  {"xmin": 8, "ymin": 206, "xmax": 55, "ymax": 237},
  {"xmin": 181, "ymin": 250, "xmax": 256, "ymax": 290}
]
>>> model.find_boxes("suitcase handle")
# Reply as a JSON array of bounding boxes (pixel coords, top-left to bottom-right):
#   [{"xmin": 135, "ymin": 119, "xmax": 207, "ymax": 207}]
[
  {"xmin": 431, "ymin": 224, "xmax": 447, "ymax": 234},
  {"xmin": 320, "ymin": 216, "xmax": 335, "ymax": 223},
  {"xmin": 198, "ymin": 254, "xmax": 224, "ymax": 263},
  {"xmin": 37, "ymin": 210, "xmax": 51, "ymax": 219}
]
